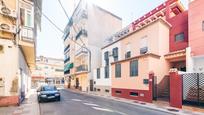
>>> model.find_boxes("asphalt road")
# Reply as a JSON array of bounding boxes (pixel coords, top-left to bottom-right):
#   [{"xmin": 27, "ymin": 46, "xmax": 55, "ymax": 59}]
[{"xmin": 39, "ymin": 89, "xmax": 172, "ymax": 115}]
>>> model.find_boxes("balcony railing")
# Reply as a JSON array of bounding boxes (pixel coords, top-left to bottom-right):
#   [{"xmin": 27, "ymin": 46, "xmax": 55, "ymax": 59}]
[
  {"xmin": 76, "ymin": 29, "xmax": 87, "ymax": 40},
  {"xmin": 76, "ymin": 65, "xmax": 88, "ymax": 73},
  {"xmin": 64, "ymin": 57, "xmax": 70, "ymax": 63},
  {"xmin": 21, "ymin": 26, "xmax": 34, "ymax": 42},
  {"xmin": 75, "ymin": 47, "xmax": 88, "ymax": 56}
]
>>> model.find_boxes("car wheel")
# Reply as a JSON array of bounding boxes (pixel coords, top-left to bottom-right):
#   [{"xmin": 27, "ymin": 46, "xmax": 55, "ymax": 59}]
[{"xmin": 58, "ymin": 97, "xmax": 60, "ymax": 101}]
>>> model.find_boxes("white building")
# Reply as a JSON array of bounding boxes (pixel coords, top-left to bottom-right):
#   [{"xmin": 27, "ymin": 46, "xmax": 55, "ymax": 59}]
[{"xmin": 63, "ymin": 0, "xmax": 122, "ymax": 92}]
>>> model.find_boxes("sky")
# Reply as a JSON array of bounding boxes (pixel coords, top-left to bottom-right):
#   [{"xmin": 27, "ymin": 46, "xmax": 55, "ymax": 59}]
[{"xmin": 36, "ymin": 0, "xmax": 188, "ymax": 59}]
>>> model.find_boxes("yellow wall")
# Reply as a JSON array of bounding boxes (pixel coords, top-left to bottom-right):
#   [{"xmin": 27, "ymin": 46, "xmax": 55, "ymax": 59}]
[{"xmin": 0, "ymin": 0, "xmax": 16, "ymax": 39}]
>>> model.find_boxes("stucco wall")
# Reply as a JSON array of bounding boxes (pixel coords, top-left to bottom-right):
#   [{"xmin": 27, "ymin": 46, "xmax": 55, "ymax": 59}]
[
  {"xmin": 167, "ymin": 11, "xmax": 188, "ymax": 52},
  {"xmin": 0, "ymin": 39, "xmax": 31, "ymax": 97},
  {"xmin": 189, "ymin": 0, "xmax": 204, "ymax": 56},
  {"xmin": 0, "ymin": 39, "xmax": 18, "ymax": 96},
  {"xmin": 111, "ymin": 56, "xmax": 149, "ymax": 90},
  {"xmin": 111, "ymin": 19, "xmax": 170, "ymax": 90}
]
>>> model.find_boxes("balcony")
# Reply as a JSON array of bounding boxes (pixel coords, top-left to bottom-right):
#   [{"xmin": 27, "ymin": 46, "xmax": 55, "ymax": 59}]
[
  {"xmin": 76, "ymin": 29, "xmax": 87, "ymax": 40},
  {"xmin": 18, "ymin": 26, "xmax": 35, "ymax": 69},
  {"xmin": 76, "ymin": 65, "xmax": 88, "ymax": 73},
  {"xmin": 64, "ymin": 57, "xmax": 70, "ymax": 64},
  {"xmin": 75, "ymin": 47, "xmax": 88, "ymax": 57}
]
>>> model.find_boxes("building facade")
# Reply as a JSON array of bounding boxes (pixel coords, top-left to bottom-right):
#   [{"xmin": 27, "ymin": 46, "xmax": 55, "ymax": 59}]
[
  {"xmin": 93, "ymin": 0, "xmax": 189, "ymax": 101},
  {"xmin": 31, "ymin": 56, "xmax": 64, "ymax": 88},
  {"xmin": 63, "ymin": 0, "xmax": 122, "ymax": 92},
  {"xmin": 0, "ymin": 0, "xmax": 42, "ymax": 106},
  {"xmin": 187, "ymin": 0, "xmax": 204, "ymax": 73}
]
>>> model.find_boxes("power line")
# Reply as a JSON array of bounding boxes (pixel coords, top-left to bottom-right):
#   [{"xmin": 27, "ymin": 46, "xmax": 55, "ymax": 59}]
[
  {"xmin": 35, "ymin": 0, "xmax": 84, "ymax": 47},
  {"xmin": 57, "ymin": 0, "xmax": 85, "ymax": 46},
  {"xmin": 35, "ymin": 1, "xmax": 64, "ymax": 33}
]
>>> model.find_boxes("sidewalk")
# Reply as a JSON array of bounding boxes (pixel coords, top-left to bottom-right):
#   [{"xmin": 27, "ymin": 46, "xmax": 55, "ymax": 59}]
[
  {"xmin": 0, "ymin": 89, "xmax": 40, "ymax": 115},
  {"xmin": 65, "ymin": 88, "xmax": 204, "ymax": 115}
]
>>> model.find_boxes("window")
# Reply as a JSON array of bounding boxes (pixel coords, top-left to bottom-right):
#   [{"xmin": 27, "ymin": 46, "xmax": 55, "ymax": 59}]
[
  {"xmin": 105, "ymin": 89, "xmax": 109, "ymax": 93},
  {"xmin": 130, "ymin": 60, "xmax": 138, "ymax": 77},
  {"xmin": 104, "ymin": 66, "xmax": 109, "ymax": 78},
  {"xmin": 143, "ymin": 79, "xmax": 149, "ymax": 84},
  {"xmin": 202, "ymin": 21, "xmax": 204, "ymax": 31},
  {"xmin": 112, "ymin": 47, "xmax": 118, "ymax": 61},
  {"xmin": 175, "ymin": 32, "xmax": 184, "ymax": 42},
  {"xmin": 125, "ymin": 51, "xmax": 131, "ymax": 59},
  {"xmin": 26, "ymin": 11, "xmax": 31, "ymax": 27},
  {"xmin": 140, "ymin": 36, "xmax": 148, "ymax": 54},
  {"xmin": 104, "ymin": 51, "xmax": 109, "ymax": 66},
  {"xmin": 130, "ymin": 92, "xmax": 138, "ymax": 96},
  {"xmin": 97, "ymin": 89, "xmax": 101, "ymax": 91},
  {"xmin": 20, "ymin": 8, "xmax": 25, "ymax": 25},
  {"xmin": 20, "ymin": 8, "xmax": 33, "ymax": 27},
  {"xmin": 115, "ymin": 90, "xmax": 122, "ymax": 95},
  {"xmin": 97, "ymin": 68, "xmax": 100, "ymax": 79},
  {"xmin": 115, "ymin": 63, "xmax": 121, "ymax": 78}
]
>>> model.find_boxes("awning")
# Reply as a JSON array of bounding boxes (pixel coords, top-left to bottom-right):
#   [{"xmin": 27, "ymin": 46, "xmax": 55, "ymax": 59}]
[{"xmin": 64, "ymin": 63, "xmax": 74, "ymax": 72}]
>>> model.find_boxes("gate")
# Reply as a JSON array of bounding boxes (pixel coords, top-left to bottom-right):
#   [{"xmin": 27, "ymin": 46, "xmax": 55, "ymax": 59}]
[{"xmin": 182, "ymin": 73, "xmax": 204, "ymax": 106}]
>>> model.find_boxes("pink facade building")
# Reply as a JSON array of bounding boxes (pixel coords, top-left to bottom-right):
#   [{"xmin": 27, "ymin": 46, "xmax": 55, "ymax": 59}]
[{"xmin": 188, "ymin": 0, "xmax": 204, "ymax": 73}]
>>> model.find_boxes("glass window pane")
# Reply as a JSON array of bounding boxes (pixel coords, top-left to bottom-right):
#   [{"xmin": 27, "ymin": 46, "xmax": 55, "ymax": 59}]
[
  {"xmin": 130, "ymin": 60, "xmax": 138, "ymax": 76},
  {"xmin": 26, "ymin": 12, "xmax": 32, "ymax": 27},
  {"xmin": 115, "ymin": 63, "xmax": 121, "ymax": 78},
  {"xmin": 175, "ymin": 32, "xmax": 184, "ymax": 42}
]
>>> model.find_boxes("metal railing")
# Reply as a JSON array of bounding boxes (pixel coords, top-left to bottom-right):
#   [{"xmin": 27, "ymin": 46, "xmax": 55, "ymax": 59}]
[
  {"xmin": 21, "ymin": 26, "xmax": 34, "ymax": 42},
  {"xmin": 76, "ymin": 65, "xmax": 88, "ymax": 72},
  {"xmin": 75, "ymin": 47, "xmax": 88, "ymax": 56}
]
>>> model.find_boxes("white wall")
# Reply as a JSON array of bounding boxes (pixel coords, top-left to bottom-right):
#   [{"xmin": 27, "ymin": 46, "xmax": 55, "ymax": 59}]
[
  {"xmin": 0, "ymin": 39, "xmax": 18, "ymax": 96},
  {"xmin": 93, "ymin": 42, "xmax": 121, "ymax": 87},
  {"xmin": 193, "ymin": 56, "xmax": 204, "ymax": 73},
  {"xmin": 18, "ymin": 48, "xmax": 31, "ymax": 95},
  {"xmin": 0, "ymin": 38, "xmax": 31, "ymax": 97}
]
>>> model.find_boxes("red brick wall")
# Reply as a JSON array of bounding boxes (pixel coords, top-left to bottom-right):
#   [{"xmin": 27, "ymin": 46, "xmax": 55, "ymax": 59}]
[
  {"xmin": 169, "ymin": 71, "xmax": 182, "ymax": 108},
  {"xmin": 112, "ymin": 73, "xmax": 154, "ymax": 103},
  {"xmin": 0, "ymin": 96, "xmax": 19, "ymax": 107},
  {"xmin": 167, "ymin": 11, "xmax": 188, "ymax": 52}
]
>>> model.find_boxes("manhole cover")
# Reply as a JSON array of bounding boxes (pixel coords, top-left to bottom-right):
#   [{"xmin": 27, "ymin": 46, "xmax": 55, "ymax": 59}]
[{"xmin": 167, "ymin": 108, "xmax": 179, "ymax": 112}]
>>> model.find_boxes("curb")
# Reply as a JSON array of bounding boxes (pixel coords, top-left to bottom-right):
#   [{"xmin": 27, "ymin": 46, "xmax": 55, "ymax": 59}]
[{"xmin": 64, "ymin": 89, "xmax": 203, "ymax": 115}]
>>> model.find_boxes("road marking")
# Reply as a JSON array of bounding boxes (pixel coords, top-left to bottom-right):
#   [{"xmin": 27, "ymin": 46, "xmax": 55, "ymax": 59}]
[
  {"xmin": 92, "ymin": 107, "xmax": 128, "ymax": 115},
  {"xmin": 71, "ymin": 99, "xmax": 82, "ymax": 101},
  {"xmin": 92, "ymin": 107, "xmax": 113, "ymax": 112},
  {"xmin": 83, "ymin": 103, "xmax": 99, "ymax": 106}
]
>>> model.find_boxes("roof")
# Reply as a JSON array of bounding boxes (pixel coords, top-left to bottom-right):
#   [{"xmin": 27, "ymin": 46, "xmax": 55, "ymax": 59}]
[{"xmin": 102, "ymin": 18, "xmax": 171, "ymax": 49}]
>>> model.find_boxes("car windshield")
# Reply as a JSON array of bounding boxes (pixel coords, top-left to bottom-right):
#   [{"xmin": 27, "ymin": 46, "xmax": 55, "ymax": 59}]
[{"xmin": 41, "ymin": 86, "xmax": 57, "ymax": 91}]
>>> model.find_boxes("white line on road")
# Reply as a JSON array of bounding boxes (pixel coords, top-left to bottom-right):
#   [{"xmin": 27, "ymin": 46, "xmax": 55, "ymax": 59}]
[
  {"xmin": 92, "ymin": 107, "xmax": 128, "ymax": 115},
  {"xmin": 71, "ymin": 99, "xmax": 82, "ymax": 101},
  {"xmin": 83, "ymin": 103, "xmax": 99, "ymax": 107},
  {"xmin": 92, "ymin": 107, "xmax": 114, "ymax": 112}
]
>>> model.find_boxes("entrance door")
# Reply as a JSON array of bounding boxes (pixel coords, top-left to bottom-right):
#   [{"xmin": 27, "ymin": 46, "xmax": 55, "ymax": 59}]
[
  {"xmin": 76, "ymin": 78, "xmax": 79, "ymax": 89},
  {"xmin": 152, "ymin": 76, "xmax": 157, "ymax": 100},
  {"xmin": 90, "ymin": 80, "xmax": 93, "ymax": 91}
]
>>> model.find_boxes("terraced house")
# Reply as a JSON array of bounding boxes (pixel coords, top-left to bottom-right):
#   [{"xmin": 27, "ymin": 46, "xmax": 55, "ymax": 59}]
[
  {"xmin": 93, "ymin": 0, "xmax": 191, "ymax": 102},
  {"xmin": 0, "ymin": 0, "xmax": 42, "ymax": 106},
  {"xmin": 63, "ymin": 0, "xmax": 122, "ymax": 92}
]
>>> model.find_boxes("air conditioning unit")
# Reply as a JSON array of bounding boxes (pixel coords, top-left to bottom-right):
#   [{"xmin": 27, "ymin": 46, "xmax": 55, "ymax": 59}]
[
  {"xmin": 0, "ymin": 22, "xmax": 16, "ymax": 33},
  {"xmin": 0, "ymin": 5, "xmax": 17, "ymax": 18}
]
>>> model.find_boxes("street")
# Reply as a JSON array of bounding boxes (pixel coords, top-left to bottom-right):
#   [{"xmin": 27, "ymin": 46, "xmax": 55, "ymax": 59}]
[{"xmin": 39, "ymin": 89, "xmax": 171, "ymax": 115}]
